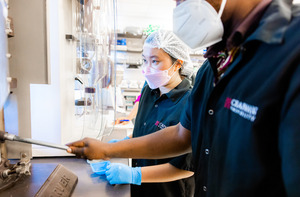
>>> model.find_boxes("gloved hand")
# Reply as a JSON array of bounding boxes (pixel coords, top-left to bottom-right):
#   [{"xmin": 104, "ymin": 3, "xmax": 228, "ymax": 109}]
[
  {"xmin": 105, "ymin": 163, "xmax": 141, "ymax": 185},
  {"xmin": 108, "ymin": 136, "xmax": 130, "ymax": 143}
]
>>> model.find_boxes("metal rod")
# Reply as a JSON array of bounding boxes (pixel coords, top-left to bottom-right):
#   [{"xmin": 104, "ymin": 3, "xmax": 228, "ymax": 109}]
[{"xmin": 0, "ymin": 132, "xmax": 69, "ymax": 150}]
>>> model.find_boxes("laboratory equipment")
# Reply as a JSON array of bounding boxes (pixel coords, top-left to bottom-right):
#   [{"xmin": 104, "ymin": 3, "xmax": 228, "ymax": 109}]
[
  {"xmin": 0, "ymin": 131, "xmax": 69, "ymax": 151},
  {"xmin": 0, "ymin": 0, "xmax": 117, "ymax": 193},
  {"xmin": 2, "ymin": 0, "xmax": 117, "ymax": 158},
  {"xmin": 73, "ymin": 0, "xmax": 117, "ymax": 140},
  {"xmin": 0, "ymin": 0, "xmax": 9, "ymax": 110}
]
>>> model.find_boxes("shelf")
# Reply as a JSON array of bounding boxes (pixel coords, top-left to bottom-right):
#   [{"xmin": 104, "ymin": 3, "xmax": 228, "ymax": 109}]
[
  {"xmin": 117, "ymin": 33, "xmax": 143, "ymax": 39},
  {"xmin": 121, "ymin": 88, "xmax": 142, "ymax": 92},
  {"xmin": 115, "ymin": 49, "xmax": 143, "ymax": 53}
]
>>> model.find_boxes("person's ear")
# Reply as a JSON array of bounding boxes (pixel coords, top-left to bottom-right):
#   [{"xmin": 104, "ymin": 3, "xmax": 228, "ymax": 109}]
[{"xmin": 175, "ymin": 60, "xmax": 183, "ymax": 70}]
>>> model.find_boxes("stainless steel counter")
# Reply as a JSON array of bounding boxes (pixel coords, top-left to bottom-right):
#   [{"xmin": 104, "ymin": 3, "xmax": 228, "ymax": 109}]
[{"xmin": 0, "ymin": 128, "xmax": 131, "ymax": 197}]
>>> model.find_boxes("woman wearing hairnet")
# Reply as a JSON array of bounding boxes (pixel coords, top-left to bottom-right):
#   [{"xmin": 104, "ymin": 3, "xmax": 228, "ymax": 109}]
[{"xmin": 105, "ymin": 30, "xmax": 195, "ymax": 197}]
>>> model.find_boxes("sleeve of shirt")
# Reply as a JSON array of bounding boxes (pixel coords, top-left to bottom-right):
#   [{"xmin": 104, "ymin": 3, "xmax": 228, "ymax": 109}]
[
  {"xmin": 279, "ymin": 62, "xmax": 300, "ymax": 196},
  {"xmin": 168, "ymin": 153, "xmax": 194, "ymax": 171},
  {"xmin": 180, "ymin": 64, "xmax": 207, "ymax": 131},
  {"xmin": 180, "ymin": 95, "xmax": 192, "ymax": 131}
]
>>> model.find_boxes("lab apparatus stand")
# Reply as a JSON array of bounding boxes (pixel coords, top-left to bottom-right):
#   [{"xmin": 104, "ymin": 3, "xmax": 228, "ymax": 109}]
[{"xmin": 71, "ymin": 0, "xmax": 117, "ymax": 141}]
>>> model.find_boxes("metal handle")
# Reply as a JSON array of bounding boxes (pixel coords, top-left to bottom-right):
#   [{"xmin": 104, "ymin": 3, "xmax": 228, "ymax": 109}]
[{"xmin": 0, "ymin": 131, "xmax": 68, "ymax": 150}]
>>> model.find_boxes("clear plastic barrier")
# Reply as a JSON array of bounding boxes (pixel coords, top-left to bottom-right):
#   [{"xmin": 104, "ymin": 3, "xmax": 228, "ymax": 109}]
[{"xmin": 73, "ymin": 0, "xmax": 116, "ymax": 140}]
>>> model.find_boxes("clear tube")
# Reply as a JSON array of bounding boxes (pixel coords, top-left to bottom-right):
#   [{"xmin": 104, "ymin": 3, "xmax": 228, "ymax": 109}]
[{"xmin": 73, "ymin": 0, "xmax": 116, "ymax": 140}]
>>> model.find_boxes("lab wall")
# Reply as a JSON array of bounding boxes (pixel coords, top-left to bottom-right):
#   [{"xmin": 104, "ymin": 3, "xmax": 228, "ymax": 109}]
[
  {"xmin": 117, "ymin": 0, "xmax": 175, "ymax": 31},
  {"xmin": 5, "ymin": 0, "xmax": 48, "ymax": 158}
]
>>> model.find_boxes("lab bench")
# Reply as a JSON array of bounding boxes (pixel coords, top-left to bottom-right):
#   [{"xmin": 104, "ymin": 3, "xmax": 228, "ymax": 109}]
[{"xmin": 1, "ymin": 129, "xmax": 131, "ymax": 197}]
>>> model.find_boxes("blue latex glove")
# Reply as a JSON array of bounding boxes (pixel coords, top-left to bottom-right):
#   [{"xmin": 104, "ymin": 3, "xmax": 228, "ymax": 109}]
[
  {"xmin": 108, "ymin": 136, "xmax": 130, "ymax": 143},
  {"xmin": 105, "ymin": 163, "xmax": 142, "ymax": 185}
]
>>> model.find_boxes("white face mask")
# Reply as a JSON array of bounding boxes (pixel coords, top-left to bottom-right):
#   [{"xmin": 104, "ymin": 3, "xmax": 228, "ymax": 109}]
[
  {"xmin": 173, "ymin": 0, "xmax": 227, "ymax": 49},
  {"xmin": 142, "ymin": 63, "xmax": 177, "ymax": 89}
]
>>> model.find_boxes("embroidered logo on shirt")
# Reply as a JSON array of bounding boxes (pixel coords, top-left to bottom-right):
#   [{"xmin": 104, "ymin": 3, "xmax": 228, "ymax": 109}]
[
  {"xmin": 155, "ymin": 121, "xmax": 167, "ymax": 130},
  {"xmin": 224, "ymin": 97, "xmax": 258, "ymax": 122}
]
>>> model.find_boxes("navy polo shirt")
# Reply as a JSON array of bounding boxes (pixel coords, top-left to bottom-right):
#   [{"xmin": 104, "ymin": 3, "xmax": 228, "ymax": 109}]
[
  {"xmin": 180, "ymin": 1, "xmax": 300, "ymax": 197},
  {"xmin": 132, "ymin": 78, "xmax": 194, "ymax": 197}
]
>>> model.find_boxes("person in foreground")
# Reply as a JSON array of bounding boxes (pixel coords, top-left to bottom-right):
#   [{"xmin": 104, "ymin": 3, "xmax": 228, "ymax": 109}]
[
  {"xmin": 67, "ymin": 0, "xmax": 300, "ymax": 196},
  {"xmin": 108, "ymin": 29, "xmax": 195, "ymax": 197}
]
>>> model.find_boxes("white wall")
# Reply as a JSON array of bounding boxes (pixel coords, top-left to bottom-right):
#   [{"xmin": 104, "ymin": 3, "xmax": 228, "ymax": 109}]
[
  {"xmin": 117, "ymin": 0, "xmax": 300, "ymax": 31},
  {"xmin": 30, "ymin": 0, "xmax": 64, "ymax": 156},
  {"xmin": 117, "ymin": 0, "xmax": 176, "ymax": 31},
  {"xmin": 5, "ymin": 0, "xmax": 49, "ymax": 158}
]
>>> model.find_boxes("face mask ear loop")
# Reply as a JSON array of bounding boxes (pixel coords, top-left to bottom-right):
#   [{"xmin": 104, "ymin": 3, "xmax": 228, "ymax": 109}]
[
  {"xmin": 167, "ymin": 61, "xmax": 177, "ymax": 72},
  {"xmin": 168, "ymin": 60, "xmax": 181, "ymax": 78},
  {"xmin": 218, "ymin": 0, "xmax": 227, "ymax": 18}
]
